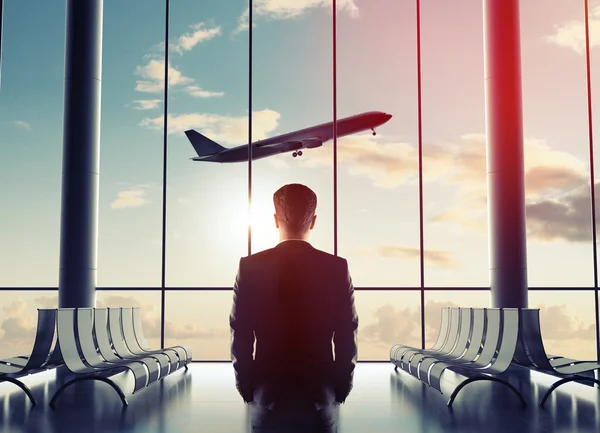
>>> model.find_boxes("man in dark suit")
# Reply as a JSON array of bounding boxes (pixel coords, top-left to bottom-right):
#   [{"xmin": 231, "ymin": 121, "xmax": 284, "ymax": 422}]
[{"xmin": 230, "ymin": 183, "xmax": 359, "ymax": 433}]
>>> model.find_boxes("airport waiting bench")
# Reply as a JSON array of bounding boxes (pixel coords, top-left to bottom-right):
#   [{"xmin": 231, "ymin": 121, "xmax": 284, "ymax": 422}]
[
  {"xmin": 390, "ymin": 307, "xmax": 526, "ymax": 408},
  {"xmin": 0, "ymin": 309, "xmax": 64, "ymax": 407},
  {"xmin": 512, "ymin": 308, "xmax": 600, "ymax": 407},
  {"xmin": 0, "ymin": 307, "xmax": 191, "ymax": 408},
  {"xmin": 390, "ymin": 307, "xmax": 600, "ymax": 408}
]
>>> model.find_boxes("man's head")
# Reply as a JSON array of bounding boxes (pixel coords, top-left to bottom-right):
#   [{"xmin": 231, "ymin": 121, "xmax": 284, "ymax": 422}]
[{"xmin": 273, "ymin": 183, "xmax": 317, "ymax": 240}]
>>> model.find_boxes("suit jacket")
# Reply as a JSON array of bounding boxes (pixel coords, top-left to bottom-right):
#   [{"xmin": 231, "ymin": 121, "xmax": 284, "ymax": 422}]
[{"xmin": 229, "ymin": 240, "xmax": 359, "ymax": 409}]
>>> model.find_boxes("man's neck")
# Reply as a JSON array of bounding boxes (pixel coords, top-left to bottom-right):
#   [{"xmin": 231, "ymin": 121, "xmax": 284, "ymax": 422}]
[{"xmin": 279, "ymin": 233, "xmax": 310, "ymax": 243}]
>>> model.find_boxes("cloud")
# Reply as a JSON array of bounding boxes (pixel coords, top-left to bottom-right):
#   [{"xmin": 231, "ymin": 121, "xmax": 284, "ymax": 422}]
[
  {"xmin": 359, "ymin": 300, "xmax": 596, "ymax": 355},
  {"xmin": 375, "ymin": 245, "xmax": 460, "ymax": 268},
  {"xmin": 35, "ymin": 296, "xmax": 58, "ymax": 309},
  {"xmin": 0, "ymin": 299, "xmax": 36, "ymax": 342},
  {"xmin": 132, "ymin": 99, "xmax": 162, "ymax": 110},
  {"xmin": 305, "ymin": 132, "xmax": 593, "ymax": 243},
  {"xmin": 234, "ymin": 7, "xmax": 252, "ymax": 34},
  {"xmin": 140, "ymin": 109, "xmax": 281, "ymax": 144},
  {"xmin": 525, "ymin": 184, "xmax": 594, "ymax": 242},
  {"xmin": 255, "ymin": 0, "xmax": 359, "ymax": 20},
  {"xmin": 360, "ymin": 300, "xmax": 462, "ymax": 348},
  {"xmin": 234, "ymin": 0, "xmax": 359, "ymax": 34},
  {"xmin": 302, "ymin": 134, "xmax": 418, "ymax": 188},
  {"xmin": 185, "ymin": 85, "xmax": 224, "ymax": 98},
  {"xmin": 170, "ymin": 22, "xmax": 221, "ymax": 54},
  {"xmin": 545, "ymin": 4, "xmax": 600, "ymax": 54},
  {"xmin": 135, "ymin": 58, "xmax": 194, "ymax": 93},
  {"xmin": 96, "ymin": 295, "xmax": 228, "ymax": 341},
  {"xmin": 536, "ymin": 303, "xmax": 596, "ymax": 341},
  {"xmin": 13, "ymin": 120, "xmax": 32, "ymax": 130},
  {"xmin": 111, "ymin": 189, "xmax": 150, "ymax": 209}
]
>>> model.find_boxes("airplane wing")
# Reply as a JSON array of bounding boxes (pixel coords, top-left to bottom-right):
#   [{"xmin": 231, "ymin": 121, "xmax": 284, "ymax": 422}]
[{"xmin": 256, "ymin": 137, "xmax": 323, "ymax": 151}]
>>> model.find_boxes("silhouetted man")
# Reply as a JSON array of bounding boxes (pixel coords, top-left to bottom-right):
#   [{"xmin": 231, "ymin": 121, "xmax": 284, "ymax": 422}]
[{"xmin": 230, "ymin": 183, "xmax": 359, "ymax": 433}]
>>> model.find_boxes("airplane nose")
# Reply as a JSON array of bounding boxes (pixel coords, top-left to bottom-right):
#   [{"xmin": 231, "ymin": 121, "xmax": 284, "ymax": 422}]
[{"xmin": 383, "ymin": 113, "xmax": 392, "ymax": 121}]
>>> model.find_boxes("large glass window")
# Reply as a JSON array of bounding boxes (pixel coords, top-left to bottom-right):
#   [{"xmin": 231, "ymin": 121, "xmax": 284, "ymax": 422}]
[
  {"xmin": 97, "ymin": 0, "xmax": 166, "ymax": 288},
  {"xmin": 529, "ymin": 290, "xmax": 597, "ymax": 361},
  {"xmin": 251, "ymin": 2, "xmax": 335, "ymax": 255},
  {"xmin": 164, "ymin": 290, "xmax": 231, "ymax": 360},
  {"xmin": 0, "ymin": 3, "xmax": 66, "ymax": 287},
  {"xmin": 0, "ymin": 1, "xmax": 599, "ymax": 363},
  {"xmin": 423, "ymin": 290, "xmax": 489, "ymax": 348},
  {"xmin": 0, "ymin": 291, "xmax": 57, "ymax": 359},
  {"xmin": 337, "ymin": 1, "xmax": 420, "ymax": 287},
  {"xmin": 521, "ymin": 0, "xmax": 594, "ymax": 287},
  {"xmin": 420, "ymin": 1, "xmax": 488, "ymax": 287},
  {"xmin": 165, "ymin": 1, "xmax": 248, "ymax": 287},
  {"xmin": 96, "ymin": 290, "xmax": 162, "ymax": 350},
  {"xmin": 355, "ymin": 291, "xmax": 421, "ymax": 360}
]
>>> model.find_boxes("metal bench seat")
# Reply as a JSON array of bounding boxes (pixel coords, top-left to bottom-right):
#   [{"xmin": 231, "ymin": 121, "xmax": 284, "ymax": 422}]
[
  {"xmin": 513, "ymin": 308, "xmax": 600, "ymax": 407},
  {"xmin": 49, "ymin": 308, "xmax": 161, "ymax": 408},
  {"xmin": 397, "ymin": 307, "xmax": 462, "ymax": 371},
  {"xmin": 390, "ymin": 308, "xmax": 526, "ymax": 408},
  {"xmin": 0, "ymin": 309, "xmax": 61, "ymax": 407},
  {"xmin": 390, "ymin": 307, "xmax": 451, "ymax": 363},
  {"xmin": 121, "ymin": 308, "xmax": 189, "ymax": 370},
  {"xmin": 106, "ymin": 308, "xmax": 175, "ymax": 378},
  {"xmin": 410, "ymin": 308, "xmax": 480, "ymax": 380},
  {"xmin": 132, "ymin": 307, "xmax": 192, "ymax": 364},
  {"xmin": 423, "ymin": 309, "xmax": 524, "ymax": 406}
]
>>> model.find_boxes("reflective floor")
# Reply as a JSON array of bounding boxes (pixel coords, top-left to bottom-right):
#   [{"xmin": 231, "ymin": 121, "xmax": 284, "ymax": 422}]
[{"xmin": 0, "ymin": 363, "xmax": 598, "ymax": 432}]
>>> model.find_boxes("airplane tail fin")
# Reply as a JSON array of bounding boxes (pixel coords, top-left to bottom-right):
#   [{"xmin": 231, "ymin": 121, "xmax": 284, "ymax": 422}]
[{"xmin": 184, "ymin": 130, "xmax": 225, "ymax": 157}]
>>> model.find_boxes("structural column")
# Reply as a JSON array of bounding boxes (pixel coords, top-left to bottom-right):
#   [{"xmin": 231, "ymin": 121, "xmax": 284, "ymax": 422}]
[
  {"xmin": 58, "ymin": 0, "xmax": 103, "ymax": 308},
  {"xmin": 483, "ymin": 0, "xmax": 528, "ymax": 308},
  {"xmin": 0, "ymin": 0, "xmax": 4, "ymax": 90}
]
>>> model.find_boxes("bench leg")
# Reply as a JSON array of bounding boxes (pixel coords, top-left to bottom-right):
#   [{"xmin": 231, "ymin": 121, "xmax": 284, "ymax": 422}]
[
  {"xmin": 0, "ymin": 377, "xmax": 36, "ymax": 408},
  {"xmin": 447, "ymin": 376, "xmax": 527, "ymax": 409},
  {"xmin": 49, "ymin": 376, "xmax": 129, "ymax": 409},
  {"xmin": 540, "ymin": 377, "xmax": 600, "ymax": 408}
]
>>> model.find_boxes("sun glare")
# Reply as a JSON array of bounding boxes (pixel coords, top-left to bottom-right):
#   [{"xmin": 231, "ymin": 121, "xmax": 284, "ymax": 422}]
[{"xmin": 248, "ymin": 200, "xmax": 279, "ymax": 253}]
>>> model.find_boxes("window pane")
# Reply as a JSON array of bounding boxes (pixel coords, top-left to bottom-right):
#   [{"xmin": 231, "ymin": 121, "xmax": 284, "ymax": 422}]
[
  {"xmin": 0, "ymin": 291, "xmax": 57, "ymax": 359},
  {"xmin": 250, "ymin": 2, "xmax": 334, "ymax": 255},
  {"xmin": 95, "ymin": 290, "xmax": 162, "ymax": 350},
  {"xmin": 355, "ymin": 290, "xmax": 421, "ymax": 360},
  {"xmin": 420, "ymin": 2, "xmax": 488, "ymax": 286},
  {"xmin": 96, "ymin": 1, "xmax": 165, "ymax": 287},
  {"xmin": 423, "ymin": 290, "xmax": 489, "ymax": 348},
  {"xmin": 522, "ymin": 1, "xmax": 594, "ymax": 287},
  {"xmin": 0, "ymin": 4, "xmax": 65, "ymax": 287},
  {"xmin": 529, "ymin": 290, "xmax": 597, "ymax": 361},
  {"xmin": 165, "ymin": 3, "xmax": 247, "ymax": 286},
  {"xmin": 337, "ymin": 2, "xmax": 420, "ymax": 287},
  {"xmin": 164, "ymin": 290, "xmax": 231, "ymax": 360}
]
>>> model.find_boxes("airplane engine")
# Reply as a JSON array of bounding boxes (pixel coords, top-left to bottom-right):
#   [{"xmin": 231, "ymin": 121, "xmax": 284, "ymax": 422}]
[
  {"xmin": 304, "ymin": 139, "xmax": 323, "ymax": 149},
  {"xmin": 282, "ymin": 141, "xmax": 303, "ymax": 152}
]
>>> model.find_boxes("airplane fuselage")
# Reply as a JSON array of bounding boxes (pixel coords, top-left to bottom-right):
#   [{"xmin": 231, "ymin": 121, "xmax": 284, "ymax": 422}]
[{"xmin": 192, "ymin": 111, "xmax": 391, "ymax": 163}]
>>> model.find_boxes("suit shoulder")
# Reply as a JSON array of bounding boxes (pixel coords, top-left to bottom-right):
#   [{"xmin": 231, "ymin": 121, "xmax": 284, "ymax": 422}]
[
  {"xmin": 242, "ymin": 247, "xmax": 278, "ymax": 263},
  {"xmin": 311, "ymin": 248, "xmax": 348, "ymax": 266}
]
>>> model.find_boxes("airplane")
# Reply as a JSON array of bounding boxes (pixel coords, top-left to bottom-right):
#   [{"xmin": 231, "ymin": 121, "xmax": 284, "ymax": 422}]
[{"xmin": 184, "ymin": 110, "xmax": 392, "ymax": 163}]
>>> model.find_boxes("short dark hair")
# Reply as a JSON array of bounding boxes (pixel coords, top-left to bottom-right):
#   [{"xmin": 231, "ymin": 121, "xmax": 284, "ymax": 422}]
[{"xmin": 273, "ymin": 183, "xmax": 317, "ymax": 233}]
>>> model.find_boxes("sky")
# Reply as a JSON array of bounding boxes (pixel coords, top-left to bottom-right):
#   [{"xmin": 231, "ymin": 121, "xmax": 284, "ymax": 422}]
[{"xmin": 0, "ymin": 0, "xmax": 599, "ymax": 361}]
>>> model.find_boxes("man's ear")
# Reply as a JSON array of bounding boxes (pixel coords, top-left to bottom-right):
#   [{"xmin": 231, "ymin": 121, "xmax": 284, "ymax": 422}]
[
  {"xmin": 309, "ymin": 214, "xmax": 317, "ymax": 230},
  {"xmin": 274, "ymin": 213, "xmax": 279, "ymax": 229}
]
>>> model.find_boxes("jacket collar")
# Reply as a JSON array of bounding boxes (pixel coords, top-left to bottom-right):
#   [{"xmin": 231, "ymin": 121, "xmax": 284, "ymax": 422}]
[{"xmin": 275, "ymin": 239, "xmax": 313, "ymax": 249}]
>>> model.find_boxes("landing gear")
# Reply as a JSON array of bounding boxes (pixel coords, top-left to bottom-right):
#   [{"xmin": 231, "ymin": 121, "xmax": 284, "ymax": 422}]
[
  {"xmin": 292, "ymin": 151, "xmax": 303, "ymax": 157},
  {"xmin": 371, "ymin": 128, "xmax": 376, "ymax": 136}
]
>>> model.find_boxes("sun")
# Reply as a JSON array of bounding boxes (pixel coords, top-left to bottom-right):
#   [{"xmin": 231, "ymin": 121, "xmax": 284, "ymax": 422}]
[{"xmin": 246, "ymin": 199, "xmax": 279, "ymax": 253}]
